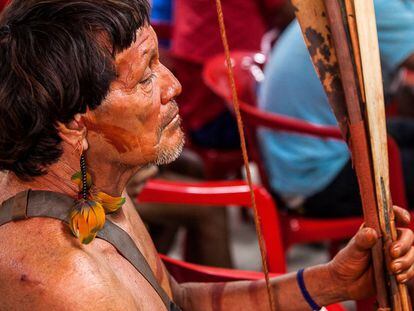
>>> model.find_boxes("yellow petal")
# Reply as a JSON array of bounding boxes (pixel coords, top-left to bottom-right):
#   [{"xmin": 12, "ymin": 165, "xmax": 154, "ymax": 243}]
[
  {"xmin": 94, "ymin": 191, "xmax": 126, "ymax": 213},
  {"xmin": 69, "ymin": 200, "xmax": 105, "ymax": 244},
  {"xmin": 91, "ymin": 202, "xmax": 106, "ymax": 230}
]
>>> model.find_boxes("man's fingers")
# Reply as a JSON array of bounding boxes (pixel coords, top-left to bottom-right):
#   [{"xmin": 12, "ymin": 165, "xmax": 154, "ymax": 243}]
[
  {"xmin": 393, "ymin": 205, "xmax": 411, "ymax": 227},
  {"xmin": 395, "ymin": 258, "xmax": 414, "ymax": 284},
  {"xmin": 391, "ymin": 246, "xmax": 414, "ymax": 274},
  {"xmin": 390, "ymin": 228, "xmax": 414, "ymax": 258},
  {"xmin": 354, "ymin": 227, "xmax": 378, "ymax": 252},
  {"xmin": 389, "ymin": 226, "xmax": 414, "ymax": 284}
]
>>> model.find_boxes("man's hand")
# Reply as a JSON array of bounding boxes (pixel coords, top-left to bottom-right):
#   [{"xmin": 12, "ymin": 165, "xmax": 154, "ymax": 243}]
[{"xmin": 327, "ymin": 206, "xmax": 414, "ymax": 301}]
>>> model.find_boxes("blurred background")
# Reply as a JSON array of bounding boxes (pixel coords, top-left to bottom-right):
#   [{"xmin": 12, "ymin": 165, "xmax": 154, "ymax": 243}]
[
  {"xmin": 137, "ymin": 2, "xmax": 414, "ymax": 309},
  {"xmin": 3, "ymin": 0, "xmax": 414, "ymax": 310}
]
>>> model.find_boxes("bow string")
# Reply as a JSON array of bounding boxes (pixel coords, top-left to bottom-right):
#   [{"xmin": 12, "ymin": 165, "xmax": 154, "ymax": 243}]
[{"xmin": 214, "ymin": 1, "xmax": 276, "ymax": 310}]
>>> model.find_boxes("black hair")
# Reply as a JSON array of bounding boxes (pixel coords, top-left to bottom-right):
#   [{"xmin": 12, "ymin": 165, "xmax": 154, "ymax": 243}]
[{"xmin": 0, "ymin": 0, "xmax": 150, "ymax": 179}]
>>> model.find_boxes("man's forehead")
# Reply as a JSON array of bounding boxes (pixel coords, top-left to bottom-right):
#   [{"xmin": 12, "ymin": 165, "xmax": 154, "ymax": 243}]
[
  {"xmin": 135, "ymin": 27, "xmax": 153, "ymax": 46},
  {"xmin": 115, "ymin": 26, "xmax": 156, "ymax": 68}
]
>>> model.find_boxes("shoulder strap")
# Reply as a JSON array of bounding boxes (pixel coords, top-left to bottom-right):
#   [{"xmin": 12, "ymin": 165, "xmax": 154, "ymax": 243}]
[
  {"xmin": 97, "ymin": 220, "xmax": 175, "ymax": 309},
  {"xmin": 0, "ymin": 190, "xmax": 181, "ymax": 311}
]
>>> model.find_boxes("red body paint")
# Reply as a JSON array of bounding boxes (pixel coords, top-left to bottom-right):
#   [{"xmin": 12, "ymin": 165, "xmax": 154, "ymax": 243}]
[{"xmin": 211, "ymin": 282, "xmax": 226, "ymax": 311}]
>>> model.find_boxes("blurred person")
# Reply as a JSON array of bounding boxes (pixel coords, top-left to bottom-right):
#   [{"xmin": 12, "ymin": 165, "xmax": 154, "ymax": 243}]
[
  {"xmin": 0, "ymin": 1, "xmax": 414, "ymax": 310},
  {"xmin": 171, "ymin": 0, "xmax": 294, "ymax": 149},
  {"xmin": 259, "ymin": 0, "xmax": 414, "ymax": 218}
]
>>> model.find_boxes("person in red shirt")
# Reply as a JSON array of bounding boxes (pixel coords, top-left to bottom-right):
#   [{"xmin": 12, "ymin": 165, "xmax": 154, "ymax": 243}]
[{"xmin": 171, "ymin": 0, "xmax": 293, "ymax": 149}]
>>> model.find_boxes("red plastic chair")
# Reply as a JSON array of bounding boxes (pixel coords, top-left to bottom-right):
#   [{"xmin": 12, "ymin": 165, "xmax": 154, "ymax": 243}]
[
  {"xmin": 160, "ymin": 253, "xmax": 278, "ymax": 283},
  {"xmin": 161, "ymin": 253, "xmax": 346, "ymax": 310},
  {"xmin": 203, "ymin": 51, "xmax": 409, "ymax": 250},
  {"xmin": 139, "ymin": 179, "xmax": 286, "ymax": 274}
]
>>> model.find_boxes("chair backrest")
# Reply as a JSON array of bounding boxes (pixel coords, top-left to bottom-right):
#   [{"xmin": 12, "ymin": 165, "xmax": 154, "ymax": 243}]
[
  {"xmin": 203, "ymin": 50, "xmax": 408, "ymax": 209},
  {"xmin": 239, "ymin": 95, "xmax": 408, "ymax": 208},
  {"xmin": 160, "ymin": 253, "xmax": 278, "ymax": 283},
  {"xmin": 139, "ymin": 179, "xmax": 287, "ymax": 273},
  {"xmin": 203, "ymin": 51, "xmax": 265, "ymax": 107},
  {"xmin": 203, "ymin": 51, "xmax": 347, "ymax": 192}
]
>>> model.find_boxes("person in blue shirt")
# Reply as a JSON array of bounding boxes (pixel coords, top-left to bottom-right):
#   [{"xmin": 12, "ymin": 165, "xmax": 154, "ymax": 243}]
[{"xmin": 259, "ymin": 0, "xmax": 414, "ymax": 217}]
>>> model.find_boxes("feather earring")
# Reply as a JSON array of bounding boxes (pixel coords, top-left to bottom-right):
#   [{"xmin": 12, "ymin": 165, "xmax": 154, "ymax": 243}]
[
  {"xmin": 69, "ymin": 154, "xmax": 105, "ymax": 245},
  {"xmin": 69, "ymin": 141, "xmax": 126, "ymax": 244}
]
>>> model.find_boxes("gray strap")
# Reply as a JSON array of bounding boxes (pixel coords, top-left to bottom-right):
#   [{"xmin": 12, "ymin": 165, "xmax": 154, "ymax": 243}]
[
  {"xmin": 11, "ymin": 190, "xmax": 29, "ymax": 221},
  {"xmin": 0, "ymin": 190, "xmax": 181, "ymax": 311},
  {"xmin": 97, "ymin": 221, "xmax": 173, "ymax": 309}
]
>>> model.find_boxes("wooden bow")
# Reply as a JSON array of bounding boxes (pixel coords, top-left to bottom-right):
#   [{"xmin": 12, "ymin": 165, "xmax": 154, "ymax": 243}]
[{"xmin": 292, "ymin": 0, "xmax": 411, "ymax": 309}]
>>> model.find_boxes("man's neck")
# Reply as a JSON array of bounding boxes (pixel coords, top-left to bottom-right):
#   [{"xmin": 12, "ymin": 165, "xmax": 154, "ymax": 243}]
[
  {"xmin": 88, "ymin": 159, "xmax": 138, "ymax": 197},
  {"xmin": 1, "ymin": 142, "xmax": 139, "ymax": 201}
]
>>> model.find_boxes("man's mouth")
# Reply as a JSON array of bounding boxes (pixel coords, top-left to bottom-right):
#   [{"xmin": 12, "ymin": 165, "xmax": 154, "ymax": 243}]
[{"xmin": 162, "ymin": 102, "xmax": 180, "ymax": 129}]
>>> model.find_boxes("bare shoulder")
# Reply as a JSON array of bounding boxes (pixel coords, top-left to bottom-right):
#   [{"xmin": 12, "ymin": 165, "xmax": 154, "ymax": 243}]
[{"xmin": 0, "ymin": 217, "xmax": 137, "ymax": 310}]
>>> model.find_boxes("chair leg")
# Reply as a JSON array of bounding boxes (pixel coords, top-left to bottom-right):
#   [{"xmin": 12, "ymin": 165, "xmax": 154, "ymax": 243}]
[{"xmin": 184, "ymin": 208, "xmax": 233, "ymax": 268}]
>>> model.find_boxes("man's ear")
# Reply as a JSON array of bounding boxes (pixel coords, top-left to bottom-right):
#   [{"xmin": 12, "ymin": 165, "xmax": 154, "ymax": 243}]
[{"xmin": 57, "ymin": 114, "xmax": 89, "ymax": 151}]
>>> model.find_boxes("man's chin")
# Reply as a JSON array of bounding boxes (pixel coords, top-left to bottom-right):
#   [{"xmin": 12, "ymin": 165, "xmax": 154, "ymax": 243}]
[{"xmin": 154, "ymin": 133, "xmax": 185, "ymax": 166}]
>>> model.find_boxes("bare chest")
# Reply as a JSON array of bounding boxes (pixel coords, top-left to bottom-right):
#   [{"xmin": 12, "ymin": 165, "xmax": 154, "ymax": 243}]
[
  {"xmin": 93, "ymin": 237, "xmax": 171, "ymax": 310},
  {"xmin": 0, "ymin": 197, "xmax": 173, "ymax": 310}
]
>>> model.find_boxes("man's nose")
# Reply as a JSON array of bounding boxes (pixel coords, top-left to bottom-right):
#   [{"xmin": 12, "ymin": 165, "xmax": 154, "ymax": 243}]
[{"xmin": 160, "ymin": 65, "xmax": 182, "ymax": 105}]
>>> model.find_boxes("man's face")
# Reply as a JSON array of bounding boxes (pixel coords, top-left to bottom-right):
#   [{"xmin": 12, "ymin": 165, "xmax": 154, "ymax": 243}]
[{"xmin": 84, "ymin": 26, "xmax": 184, "ymax": 168}]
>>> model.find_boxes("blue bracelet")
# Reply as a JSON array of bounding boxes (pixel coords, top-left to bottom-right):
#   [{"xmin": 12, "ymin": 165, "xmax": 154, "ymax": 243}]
[{"xmin": 297, "ymin": 268, "xmax": 322, "ymax": 311}]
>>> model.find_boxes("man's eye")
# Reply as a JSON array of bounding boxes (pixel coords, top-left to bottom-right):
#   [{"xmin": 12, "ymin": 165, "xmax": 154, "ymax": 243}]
[{"xmin": 140, "ymin": 73, "xmax": 155, "ymax": 85}]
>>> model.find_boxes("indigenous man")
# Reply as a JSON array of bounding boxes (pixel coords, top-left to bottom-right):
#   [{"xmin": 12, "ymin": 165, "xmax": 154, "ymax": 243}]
[{"xmin": 0, "ymin": 1, "xmax": 414, "ymax": 310}]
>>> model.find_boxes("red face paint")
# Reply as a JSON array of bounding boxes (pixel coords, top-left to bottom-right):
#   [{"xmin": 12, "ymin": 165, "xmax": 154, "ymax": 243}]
[{"xmin": 85, "ymin": 120, "xmax": 136, "ymax": 154}]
